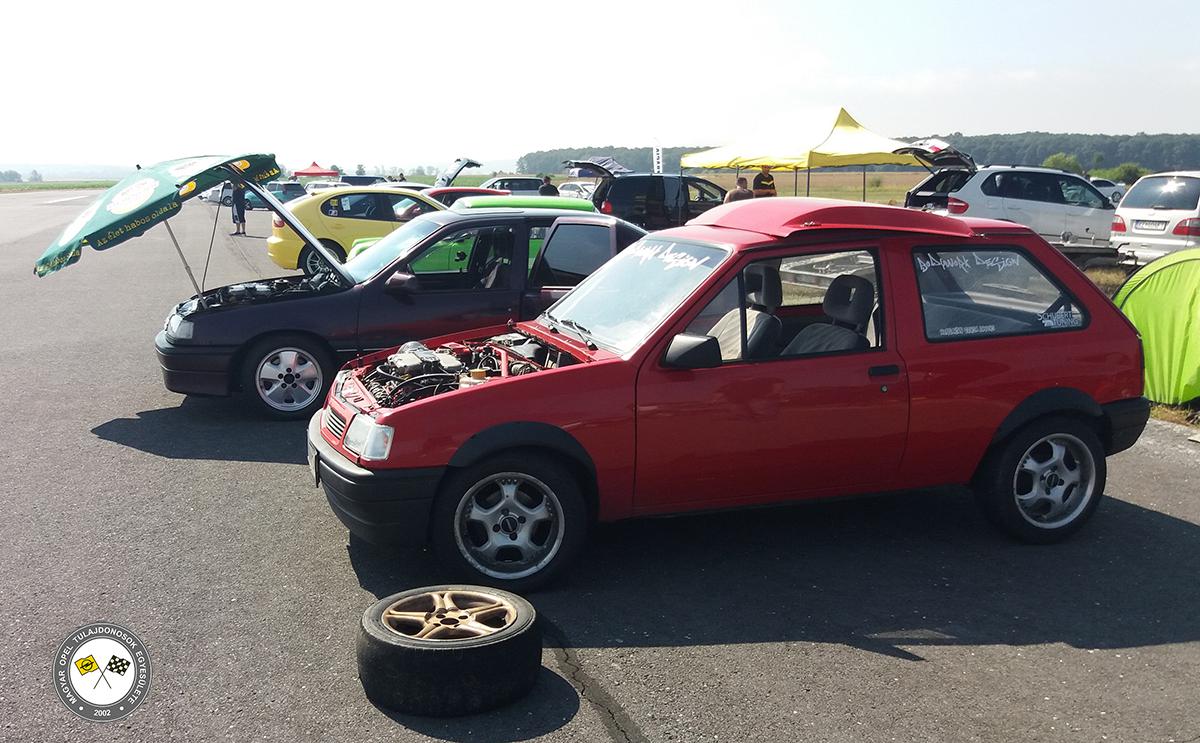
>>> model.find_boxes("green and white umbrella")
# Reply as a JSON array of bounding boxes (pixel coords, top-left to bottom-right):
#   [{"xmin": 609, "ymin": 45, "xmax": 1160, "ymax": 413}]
[{"xmin": 35, "ymin": 154, "xmax": 281, "ymax": 277}]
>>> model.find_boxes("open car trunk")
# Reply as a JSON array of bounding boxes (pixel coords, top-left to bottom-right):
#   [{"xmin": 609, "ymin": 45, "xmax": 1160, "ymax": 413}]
[
  {"xmin": 893, "ymin": 139, "xmax": 978, "ymax": 211},
  {"xmin": 434, "ymin": 157, "xmax": 482, "ymax": 188}
]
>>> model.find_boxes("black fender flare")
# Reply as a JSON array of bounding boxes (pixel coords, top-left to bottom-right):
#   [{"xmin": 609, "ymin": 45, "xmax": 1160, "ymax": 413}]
[
  {"xmin": 990, "ymin": 387, "xmax": 1103, "ymax": 445},
  {"xmin": 448, "ymin": 421, "xmax": 597, "ymax": 482}
]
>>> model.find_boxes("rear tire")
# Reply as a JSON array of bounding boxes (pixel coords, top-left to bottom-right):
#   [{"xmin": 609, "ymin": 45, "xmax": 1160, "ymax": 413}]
[
  {"xmin": 221, "ymin": 195, "xmax": 232, "ymax": 207},
  {"xmin": 357, "ymin": 585, "xmax": 541, "ymax": 717},
  {"xmin": 431, "ymin": 452, "xmax": 587, "ymax": 592},
  {"xmin": 240, "ymin": 334, "xmax": 333, "ymax": 420},
  {"xmin": 974, "ymin": 416, "xmax": 1106, "ymax": 543},
  {"xmin": 299, "ymin": 240, "xmax": 346, "ymax": 275}
]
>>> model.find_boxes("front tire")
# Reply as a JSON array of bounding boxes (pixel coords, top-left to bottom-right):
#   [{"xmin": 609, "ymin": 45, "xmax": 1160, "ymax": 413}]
[
  {"xmin": 974, "ymin": 416, "xmax": 1106, "ymax": 543},
  {"xmin": 432, "ymin": 453, "xmax": 587, "ymax": 592},
  {"xmin": 221, "ymin": 195, "xmax": 233, "ymax": 207},
  {"xmin": 357, "ymin": 585, "xmax": 541, "ymax": 716},
  {"xmin": 240, "ymin": 334, "xmax": 333, "ymax": 420}
]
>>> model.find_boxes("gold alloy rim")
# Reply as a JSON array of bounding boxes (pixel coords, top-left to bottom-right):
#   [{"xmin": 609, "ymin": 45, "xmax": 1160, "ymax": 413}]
[{"xmin": 381, "ymin": 590, "xmax": 517, "ymax": 641}]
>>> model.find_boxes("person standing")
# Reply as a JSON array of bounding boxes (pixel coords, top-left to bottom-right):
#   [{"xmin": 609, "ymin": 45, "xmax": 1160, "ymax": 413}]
[
  {"xmin": 724, "ymin": 176, "xmax": 754, "ymax": 203},
  {"xmin": 752, "ymin": 165, "xmax": 777, "ymax": 197},
  {"xmin": 538, "ymin": 176, "xmax": 559, "ymax": 196},
  {"xmin": 230, "ymin": 182, "xmax": 247, "ymax": 236}
]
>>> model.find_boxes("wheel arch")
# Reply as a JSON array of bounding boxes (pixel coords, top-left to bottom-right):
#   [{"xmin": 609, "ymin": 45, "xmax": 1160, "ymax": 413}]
[
  {"xmin": 442, "ymin": 422, "xmax": 600, "ymax": 522},
  {"xmin": 989, "ymin": 388, "xmax": 1104, "ymax": 446},
  {"xmin": 229, "ymin": 329, "xmax": 338, "ymax": 394}
]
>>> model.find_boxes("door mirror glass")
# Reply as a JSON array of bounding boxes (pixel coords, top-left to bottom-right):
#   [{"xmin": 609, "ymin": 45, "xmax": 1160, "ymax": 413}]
[
  {"xmin": 385, "ymin": 270, "xmax": 421, "ymax": 293},
  {"xmin": 663, "ymin": 333, "xmax": 722, "ymax": 369}
]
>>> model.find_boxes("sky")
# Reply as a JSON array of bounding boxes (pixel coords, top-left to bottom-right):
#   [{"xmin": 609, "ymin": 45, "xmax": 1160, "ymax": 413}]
[{"xmin": 4, "ymin": 0, "xmax": 1198, "ymax": 172}]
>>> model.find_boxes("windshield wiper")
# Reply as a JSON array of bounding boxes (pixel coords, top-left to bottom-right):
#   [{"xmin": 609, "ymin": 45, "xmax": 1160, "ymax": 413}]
[
  {"xmin": 558, "ymin": 318, "xmax": 598, "ymax": 350},
  {"xmin": 538, "ymin": 311, "xmax": 561, "ymax": 333}
]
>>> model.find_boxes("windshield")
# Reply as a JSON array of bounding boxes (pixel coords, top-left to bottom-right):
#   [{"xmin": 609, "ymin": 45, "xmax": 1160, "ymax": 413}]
[
  {"xmin": 343, "ymin": 217, "xmax": 441, "ymax": 282},
  {"xmin": 542, "ymin": 238, "xmax": 728, "ymax": 355},
  {"xmin": 1121, "ymin": 176, "xmax": 1200, "ymax": 211}
]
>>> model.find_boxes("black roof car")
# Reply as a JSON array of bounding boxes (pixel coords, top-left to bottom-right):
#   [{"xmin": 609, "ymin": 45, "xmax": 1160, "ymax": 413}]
[
  {"xmin": 563, "ymin": 159, "xmax": 726, "ymax": 230},
  {"xmin": 156, "ymin": 208, "xmax": 646, "ymax": 419}
]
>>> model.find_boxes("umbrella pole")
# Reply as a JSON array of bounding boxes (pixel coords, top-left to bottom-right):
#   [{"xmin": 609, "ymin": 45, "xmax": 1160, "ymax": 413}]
[
  {"xmin": 794, "ymin": 170, "xmax": 798, "ymax": 196},
  {"xmin": 862, "ymin": 168, "xmax": 867, "ymax": 201},
  {"xmin": 806, "ymin": 168, "xmax": 811, "ymax": 196},
  {"xmin": 164, "ymin": 221, "xmax": 207, "ymax": 308}
]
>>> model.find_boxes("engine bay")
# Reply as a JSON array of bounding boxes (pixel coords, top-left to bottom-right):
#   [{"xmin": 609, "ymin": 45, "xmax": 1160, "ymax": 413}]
[
  {"xmin": 182, "ymin": 274, "xmax": 343, "ymax": 314},
  {"xmin": 352, "ymin": 331, "xmax": 578, "ymax": 409}
]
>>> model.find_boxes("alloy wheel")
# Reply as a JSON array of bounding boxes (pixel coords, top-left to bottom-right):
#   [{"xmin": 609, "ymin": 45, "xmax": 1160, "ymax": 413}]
[
  {"xmin": 1012, "ymin": 432, "xmax": 1096, "ymax": 529},
  {"xmin": 379, "ymin": 589, "xmax": 517, "ymax": 641},
  {"xmin": 453, "ymin": 472, "xmax": 564, "ymax": 581},
  {"xmin": 255, "ymin": 347, "xmax": 322, "ymax": 412}
]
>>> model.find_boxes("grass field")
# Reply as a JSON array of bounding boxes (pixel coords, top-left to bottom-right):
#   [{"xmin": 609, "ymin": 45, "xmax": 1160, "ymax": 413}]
[{"xmin": 0, "ymin": 180, "xmax": 116, "ymax": 193}]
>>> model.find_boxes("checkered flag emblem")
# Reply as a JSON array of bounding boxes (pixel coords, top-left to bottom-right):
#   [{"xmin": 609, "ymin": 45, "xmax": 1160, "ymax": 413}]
[{"xmin": 106, "ymin": 656, "xmax": 130, "ymax": 676}]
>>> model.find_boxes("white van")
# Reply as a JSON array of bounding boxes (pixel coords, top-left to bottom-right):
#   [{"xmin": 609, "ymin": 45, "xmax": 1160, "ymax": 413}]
[{"xmin": 1111, "ymin": 172, "xmax": 1200, "ymax": 265}]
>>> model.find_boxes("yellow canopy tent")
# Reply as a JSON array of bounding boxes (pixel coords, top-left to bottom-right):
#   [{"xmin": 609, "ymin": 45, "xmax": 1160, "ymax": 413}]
[{"xmin": 681, "ymin": 108, "xmax": 921, "ymax": 197}]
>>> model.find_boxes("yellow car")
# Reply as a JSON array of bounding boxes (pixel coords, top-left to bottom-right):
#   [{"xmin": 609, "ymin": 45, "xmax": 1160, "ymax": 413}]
[{"xmin": 267, "ymin": 186, "xmax": 443, "ymax": 274}]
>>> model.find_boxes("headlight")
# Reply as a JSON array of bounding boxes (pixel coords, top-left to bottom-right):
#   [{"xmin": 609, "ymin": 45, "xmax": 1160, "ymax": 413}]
[
  {"xmin": 342, "ymin": 415, "xmax": 394, "ymax": 461},
  {"xmin": 166, "ymin": 314, "xmax": 193, "ymax": 340}
]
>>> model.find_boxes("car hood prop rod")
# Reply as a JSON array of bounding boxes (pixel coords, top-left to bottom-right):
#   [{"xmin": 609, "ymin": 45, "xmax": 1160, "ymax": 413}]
[{"xmin": 163, "ymin": 220, "xmax": 208, "ymax": 309}]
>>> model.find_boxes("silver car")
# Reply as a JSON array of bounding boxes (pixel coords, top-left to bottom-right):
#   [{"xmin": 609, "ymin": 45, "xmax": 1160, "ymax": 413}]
[{"xmin": 1111, "ymin": 172, "xmax": 1200, "ymax": 265}]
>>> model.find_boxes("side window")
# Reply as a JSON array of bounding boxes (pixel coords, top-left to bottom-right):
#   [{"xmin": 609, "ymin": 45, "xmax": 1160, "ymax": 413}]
[
  {"xmin": 408, "ymin": 226, "xmax": 515, "ymax": 291},
  {"xmin": 1001, "ymin": 172, "xmax": 1061, "ymax": 203},
  {"xmin": 687, "ymin": 179, "xmax": 723, "ymax": 203},
  {"xmin": 684, "ymin": 249, "xmax": 883, "ymax": 363},
  {"xmin": 534, "ymin": 224, "xmax": 612, "ymax": 287},
  {"xmin": 1057, "ymin": 177, "xmax": 1105, "ymax": 208},
  {"xmin": 913, "ymin": 247, "xmax": 1086, "ymax": 341},
  {"xmin": 385, "ymin": 194, "xmax": 436, "ymax": 222},
  {"xmin": 321, "ymin": 193, "xmax": 384, "ymax": 219},
  {"xmin": 980, "ymin": 174, "xmax": 1002, "ymax": 196}
]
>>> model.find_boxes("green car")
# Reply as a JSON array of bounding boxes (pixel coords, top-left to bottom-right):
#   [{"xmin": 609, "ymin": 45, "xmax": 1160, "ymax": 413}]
[{"xmin": 347, "ymin": 195, "xmax": 598, "ymax": 267}]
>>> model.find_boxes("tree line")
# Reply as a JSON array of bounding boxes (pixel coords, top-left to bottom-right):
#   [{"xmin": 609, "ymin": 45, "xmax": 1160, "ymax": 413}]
[{"xmin": 518, "ymin": 133, "xmax": 1200, "ymax": 176}]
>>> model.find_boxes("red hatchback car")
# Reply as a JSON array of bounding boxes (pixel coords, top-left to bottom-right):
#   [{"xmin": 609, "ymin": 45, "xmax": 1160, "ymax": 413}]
[{"xmin": 307, "ymin": 198, "xmax": 1150, "ymax": 590}]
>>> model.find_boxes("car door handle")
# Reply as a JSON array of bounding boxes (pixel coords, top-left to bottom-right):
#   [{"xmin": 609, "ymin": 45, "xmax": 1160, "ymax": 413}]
[{"xmin": 868, "ymin": 364, "xmax": 900, "ymax": 377}]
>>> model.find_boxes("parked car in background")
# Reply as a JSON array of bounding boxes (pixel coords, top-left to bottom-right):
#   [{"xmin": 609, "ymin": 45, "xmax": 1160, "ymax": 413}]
[
  {"xmin": 558, "ymin": 180, "xmax": 596, "ymax": 199},
  {"xmin": 342, "ymin": 175, "xmax": 389, "ymax": 186},
  {"xmin": 434, "ymin": 158, "xmax": 482, "ymax": 187},
  {"xmin": 246, "ymin": 181, "xmax": 307, "ymax": 210},
  {"xmin": 424, "ymin": 187, "xmax": 509, "ymax": 206},
  {"xmin": 201, "ymin": 182, "xmax": 233, "ymax": 206},
  {"xmin": 156, "ymin": 206, "xmax": 646, "ymax": 418},
  {"xmin": 1090, "ymin": 178, "xmax": 1125, "ymax": 205},
  {"xmin": 308, "ymin": 197, "xmax": 1148, "ymax": 590},
  {"xmin": 480, "ymin": 176, "xmax": 544, "ymax": 196},
  {"xmin": 305, "ymin": 180, "xmax": 351, "ymax": 195},
  {"xmin": 1111, "ymin": 172, "xmax": 1200, "ymax": 265},
  {"xmin": 897, "ymin": 142, "xmax": 1115, "ymax": 245},
  {"xmin": 268, "ymin": 187, "xmax": 444, "ymax": 274},
  {"xmin": 564, "ymin": 159, "xmax": 726, "ymax": 230}
]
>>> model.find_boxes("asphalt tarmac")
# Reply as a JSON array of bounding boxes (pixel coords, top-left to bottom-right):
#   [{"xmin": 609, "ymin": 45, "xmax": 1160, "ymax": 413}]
[{"xmin": 1, "ymin": 190, "xmax": 1197, "ymax": 742}]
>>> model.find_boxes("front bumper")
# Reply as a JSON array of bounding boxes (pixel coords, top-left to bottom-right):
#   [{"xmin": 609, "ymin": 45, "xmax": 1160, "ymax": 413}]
[
  {"xmin": 154, "ymin": 330, "xmax": 237, "ymax": 397},
  {"xmin": 307, "ymin": 412, "xmax": 445, "ymax": 546},
  {"xmin": 1102, "ymin": 397, "xmax": 1151, "ymax": 455}
]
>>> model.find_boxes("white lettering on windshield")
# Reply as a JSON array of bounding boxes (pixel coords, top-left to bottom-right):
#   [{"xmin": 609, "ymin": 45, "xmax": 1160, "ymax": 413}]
[{"xmin": 627, "ymin": 241, "xmax": 712, "ymax": 271}]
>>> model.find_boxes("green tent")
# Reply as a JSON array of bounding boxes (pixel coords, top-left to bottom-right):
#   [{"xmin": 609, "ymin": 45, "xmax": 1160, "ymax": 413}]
[{"xmin": 1113, "ymin": 248, "xmax": 1200, "ymax": 404}]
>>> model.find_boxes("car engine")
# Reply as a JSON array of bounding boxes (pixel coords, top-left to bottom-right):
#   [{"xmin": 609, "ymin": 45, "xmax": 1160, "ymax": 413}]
[{"xmin": 355, "ymin": 332, "xmax": 577, "ymax": 409}]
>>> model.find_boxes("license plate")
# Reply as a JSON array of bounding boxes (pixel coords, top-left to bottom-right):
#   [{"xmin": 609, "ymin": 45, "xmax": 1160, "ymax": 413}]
[
  {"xmin": 1134, "ymin": 220, "xmax": 1168, "ymax": 231},
  {"xmin": 307, "ymin": 444, "xmax": 320, "ymax": 486}
]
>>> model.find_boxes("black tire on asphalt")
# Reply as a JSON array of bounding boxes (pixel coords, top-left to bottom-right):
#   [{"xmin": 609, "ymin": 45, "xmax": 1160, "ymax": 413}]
[
  {"xmin": 357, "ymin": 585, "xmax": 542, "ymax": 717},
  {"xmin": 431, "ymin": 452, "xmax": 588, "ymax": 592},
  {"xmin": 221, "ymin": 195, "xmax": 233, "ymax": 207},
  {"xmin": 239, "ymin": 333, "xmax": 333, "ymax": 420},
  {"xmin": 973, "ymin": 415, "xmax": 1106, "ymax": 544}
]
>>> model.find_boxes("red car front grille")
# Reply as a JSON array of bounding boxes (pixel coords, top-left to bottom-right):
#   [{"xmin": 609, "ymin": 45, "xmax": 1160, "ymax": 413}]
[{"xmin": 325, "ymin": 408, "xmax": 347, "ymax": 439}]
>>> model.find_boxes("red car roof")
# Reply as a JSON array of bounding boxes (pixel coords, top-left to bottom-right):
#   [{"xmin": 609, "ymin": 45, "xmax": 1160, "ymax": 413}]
[{"xmin": 674, "ymin": 198, "xmax": 1031, "ymax": 245}]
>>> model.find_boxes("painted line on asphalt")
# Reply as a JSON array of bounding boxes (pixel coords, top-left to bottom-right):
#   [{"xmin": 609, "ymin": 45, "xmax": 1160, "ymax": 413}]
[{"xmin": 42, "ymin": 194, "xmax": 95, "ymax": 204}]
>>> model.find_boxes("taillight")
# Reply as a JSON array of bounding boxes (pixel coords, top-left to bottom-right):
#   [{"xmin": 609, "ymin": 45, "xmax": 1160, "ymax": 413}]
[
  {"xmin": 600, "ymin": 200, "xmax": 613, "ymax": 215},
  {"xmin": 946, "ymin": 197, "xmax": 969, "ymax": 214},
  {"xmin": 1172, "ymin": 218, "xmax": 1200, "ymax": 236},
  {"xmin": 1111, "ymin": 215, "xmax": 1126, "ymax": 233},
  {"xmin": 272, "ymin": 215, "xmax": 285, "ymax": 229}
]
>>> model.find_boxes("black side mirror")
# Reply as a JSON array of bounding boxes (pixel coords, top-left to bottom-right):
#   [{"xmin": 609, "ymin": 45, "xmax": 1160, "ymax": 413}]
[
  {"xmin": 662, "ymin": 333, "xmax": 722, "ymax": 369},
  {"xmin": 454, "ymin": 250, "xmax": 468, "ymax": 262},
  {"xmin": 385, "ymin": 270, "xmax": 420, "ymax": 294}
]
